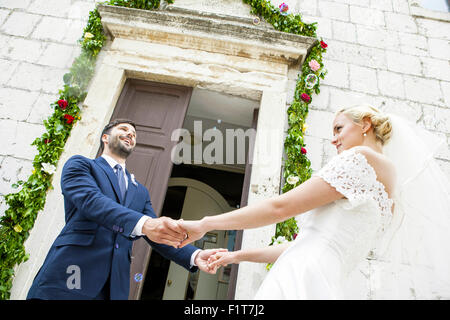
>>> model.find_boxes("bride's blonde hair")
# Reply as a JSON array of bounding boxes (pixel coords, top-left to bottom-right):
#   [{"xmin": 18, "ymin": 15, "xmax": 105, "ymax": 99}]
[{"xmin": 336, "ymin": 104, "xmax": 392, "ymax": 145}]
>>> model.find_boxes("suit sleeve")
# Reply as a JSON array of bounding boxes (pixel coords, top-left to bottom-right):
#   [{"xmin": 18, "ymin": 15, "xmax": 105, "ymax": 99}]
[
  {"xmin": 61, "ymin": 155, "xmax": 144, "ymax": 238},
  {"xmin": 140, "ymin": 189, "xmax": 199, "ymax": 272}
]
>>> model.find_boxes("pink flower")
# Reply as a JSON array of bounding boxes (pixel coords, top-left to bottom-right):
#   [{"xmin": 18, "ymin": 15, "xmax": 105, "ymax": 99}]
[
  {"xmin": 308, "ymin": 59, "xmax": 320, "ymax": 71},
  {"xmin": 301, "ymin": 147, "xmax": 307, "ymax": 155},
  {"xmin": 279, "ymin": 3, "xmax": 289, "ymax": 15},
  {"xmin": 301, "ymin": 93, "xmax": 311, "ymax": 103}
]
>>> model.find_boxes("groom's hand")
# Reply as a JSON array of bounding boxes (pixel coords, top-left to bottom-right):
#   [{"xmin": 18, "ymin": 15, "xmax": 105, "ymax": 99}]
[{"xmin": 142, "ymin": 216, "xmax": 187, "ymax": 248}]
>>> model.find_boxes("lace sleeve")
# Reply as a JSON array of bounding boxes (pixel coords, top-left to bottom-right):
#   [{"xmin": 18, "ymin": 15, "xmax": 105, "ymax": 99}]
[{"xmin": 313, "ymin": 148, "xmax": 393, "ymax": 215}]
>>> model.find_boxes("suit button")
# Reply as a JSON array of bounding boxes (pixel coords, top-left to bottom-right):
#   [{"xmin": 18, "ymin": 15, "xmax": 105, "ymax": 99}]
[
  {"xmin": 119, "ymin": 227, "xmax": 123, "ymax": 233},
  {"xmin": 113, "ymin": 225, "xmax": 119, "ymax": 232},
  {"xmin": 115, "ymin": 243, "xmax": 119, "ymax": 249}
]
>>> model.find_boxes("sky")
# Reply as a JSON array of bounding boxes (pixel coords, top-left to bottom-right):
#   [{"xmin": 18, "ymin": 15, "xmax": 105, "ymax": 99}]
[{"xmin": 420, "ymin": 0, "xmax": 450, "ymax": 11}]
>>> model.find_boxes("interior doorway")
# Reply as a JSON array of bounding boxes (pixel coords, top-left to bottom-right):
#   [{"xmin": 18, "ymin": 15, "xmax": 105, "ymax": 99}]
[{"xmin": 140, "ymin": 171, "xmax": 243, "ymax": 300}]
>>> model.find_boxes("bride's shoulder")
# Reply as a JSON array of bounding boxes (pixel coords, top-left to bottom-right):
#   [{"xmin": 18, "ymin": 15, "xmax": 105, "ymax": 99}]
[
  {"xmin": 350, "ymin": 146, "xmax": 396, "ymax": 190},
  {"xmin": 350, "ymin": 146, "xmax": 394, "ymax": 168}
]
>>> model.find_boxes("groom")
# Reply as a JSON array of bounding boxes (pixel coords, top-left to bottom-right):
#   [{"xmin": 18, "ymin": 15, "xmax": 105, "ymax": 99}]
[{"xmin": 27, "ymin": 119, "xmax": 222, "ymax": 300}]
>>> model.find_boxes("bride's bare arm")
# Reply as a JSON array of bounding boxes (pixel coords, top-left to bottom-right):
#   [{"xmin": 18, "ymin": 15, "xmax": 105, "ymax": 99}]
[
  {"xmin": 208, "ymin": 242, "xmax": 293, "ymax": 270},
  {"xmin": 178, "ymin": 176, "xmax": 344, "ymax": 247}
]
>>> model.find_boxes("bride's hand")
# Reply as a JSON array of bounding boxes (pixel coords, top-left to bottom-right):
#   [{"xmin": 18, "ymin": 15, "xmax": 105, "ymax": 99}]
[
  {"xmin": 207, "ymin": 251, "xmax": 239, "ymax": 271},
  {"xmin": 177, "ymin": 219, "xmax": 207, "ymax": 248}
]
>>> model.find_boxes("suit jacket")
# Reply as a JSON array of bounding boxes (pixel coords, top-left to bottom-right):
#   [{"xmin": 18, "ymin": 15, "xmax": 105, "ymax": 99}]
[{"xmin": 27, "ymin": 155, "xmax": 198, "ymax": 300}]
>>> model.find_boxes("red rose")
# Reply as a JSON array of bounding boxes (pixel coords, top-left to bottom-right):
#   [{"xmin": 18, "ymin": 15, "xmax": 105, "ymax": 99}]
[
  {"xmin": 64, "ymin": 114, "xmax": 74, "ymax": 124},
  {"xmin": 58, "ymin": 99, "xmax": 68, "ymax": 110},
  {"xmin": 301, "ymin": 147, "xmax": 307, "ymax": 154},
  {"xmin": 293, "ymin": 233, "xmax": 298, "ymax": 240},
  {"xmin": 44, "ymin": 139, "xmax": 52, "ymax": 144},
  {"xmin": 301, "ymin": 93, "xmax": 311, "ymax": 103},
  {"xmin": 320, "ymin": 40, "xmax": 328, "ymax": 49}
]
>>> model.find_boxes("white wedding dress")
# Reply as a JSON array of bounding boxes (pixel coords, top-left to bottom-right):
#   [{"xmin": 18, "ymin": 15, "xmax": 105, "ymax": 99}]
[{"xmin": 254, "ymin": 147, "xmax": 394, "ymax": 299}]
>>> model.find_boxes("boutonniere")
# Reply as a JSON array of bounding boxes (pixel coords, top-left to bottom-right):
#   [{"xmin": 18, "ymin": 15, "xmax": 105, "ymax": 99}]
[{"xmin": 130, "ymin": 174, "xmax": 138, "ymax": 186}]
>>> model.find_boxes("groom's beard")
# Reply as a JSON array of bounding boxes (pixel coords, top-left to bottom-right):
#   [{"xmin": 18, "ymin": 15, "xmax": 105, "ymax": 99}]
[{"xmin": 108, "ymin": 134, "xmax": 134, "ymax": 159}]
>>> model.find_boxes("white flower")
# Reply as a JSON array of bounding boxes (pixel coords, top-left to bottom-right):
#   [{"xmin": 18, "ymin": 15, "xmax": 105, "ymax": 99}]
[
  {"xmin": 275, "ymin": 236, "xmax": 287, "ymax": 244},
  {"xmin": 41, "ymin": 163, "xmax": 56, "ymax": 175},
  {"xmin": 84, "ymin": 32, "xmax": 94, "ymax": 39},
  {"xmin": 130, "ymin": 174, "xmax": 137, "ymax": 186},
  {"xmin": 287, "ymin": 175, "xmax": 299, "ymax": 185}
]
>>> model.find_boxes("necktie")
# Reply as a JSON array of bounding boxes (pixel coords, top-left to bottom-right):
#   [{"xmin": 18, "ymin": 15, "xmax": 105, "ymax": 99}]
[{"xmin": 114, "ymin": 164, "xmax": 126, "ymax": 201}]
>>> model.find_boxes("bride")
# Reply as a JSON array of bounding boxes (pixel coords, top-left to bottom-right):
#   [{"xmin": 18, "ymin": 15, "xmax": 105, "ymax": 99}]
[{"xmin": 178, "ymin": 105, "xmax": 450, "ymax": 299}]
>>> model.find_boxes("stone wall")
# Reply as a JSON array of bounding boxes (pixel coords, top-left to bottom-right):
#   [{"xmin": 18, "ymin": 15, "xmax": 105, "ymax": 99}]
[{"xmin": 0, "ymin": 0, "xmax": 101, "ymax": 214}]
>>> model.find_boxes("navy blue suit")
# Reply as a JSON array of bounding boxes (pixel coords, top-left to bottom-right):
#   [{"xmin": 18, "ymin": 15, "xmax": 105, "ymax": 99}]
[{"xmin": 27, "ymin": 155, "xmax": 198, "ymax": 300}]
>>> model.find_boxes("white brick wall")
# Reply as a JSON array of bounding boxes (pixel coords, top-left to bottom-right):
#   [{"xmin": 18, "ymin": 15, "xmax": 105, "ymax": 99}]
[{"xmin": 0, "ymin": 0, "xmax": 98, "ymax": 213}]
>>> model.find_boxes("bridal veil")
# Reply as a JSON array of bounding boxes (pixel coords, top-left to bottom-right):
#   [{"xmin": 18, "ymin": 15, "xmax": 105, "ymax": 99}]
[{"xmin": 373, "ymin": 113, "xmax": 450, "ymax": 299}]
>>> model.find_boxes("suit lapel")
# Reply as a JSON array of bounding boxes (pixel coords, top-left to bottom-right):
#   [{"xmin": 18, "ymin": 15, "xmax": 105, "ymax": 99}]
[
  {"xmin": 124, "ymin": 169, "xmax": 137, "ymax": 208},
  {"xmin": 95, "ymin": 157, "xmax": 124, "ymax": 204}
]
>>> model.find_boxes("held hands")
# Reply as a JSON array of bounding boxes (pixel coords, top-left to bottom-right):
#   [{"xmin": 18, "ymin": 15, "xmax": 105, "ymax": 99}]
[
  {"xmin": 194, "ymin": 248, "xmax": 228, "ymax": 274},
  {"xmin": 177, "ymin": 218, "xmax": 207, "ymax": 248},
  {"xmin": 176, "ymin": 217, "xmax": 239, "ymax": 273},
  {"xmin": 207, "ymin": 251, "xmax": 239, "ymax": 272},
  {"xmin": 141, "ymin": 216, "xmax": 233, "ymax": 273},
  {"xmin": 142, "ymin": 216, "xmax": 187, "ymax": 248},
  {"xmin": 141, "ymin": 216, "xmax": 208, "ymax": 249}
]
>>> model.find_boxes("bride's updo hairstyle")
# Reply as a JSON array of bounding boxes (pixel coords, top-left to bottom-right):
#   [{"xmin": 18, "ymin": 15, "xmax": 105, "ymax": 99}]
[{"xmin": 336, "ymin": 104, "xmax": 393, "ymax": 146}]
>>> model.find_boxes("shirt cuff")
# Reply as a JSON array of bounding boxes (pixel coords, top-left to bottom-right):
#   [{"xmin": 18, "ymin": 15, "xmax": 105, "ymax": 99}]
[
  {"xmin": 131, "ymin": 216, "xmax": 150, "ymax": 237},
  {"xmin": 190, "ymin": 249, "xmax": 202, "ymax": 267}
]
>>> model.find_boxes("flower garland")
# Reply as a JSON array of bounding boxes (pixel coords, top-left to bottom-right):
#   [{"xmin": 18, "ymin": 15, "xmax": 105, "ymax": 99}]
[{"xmin": 0, "ymin": 0, "xmax": 326, "ymax": 298}]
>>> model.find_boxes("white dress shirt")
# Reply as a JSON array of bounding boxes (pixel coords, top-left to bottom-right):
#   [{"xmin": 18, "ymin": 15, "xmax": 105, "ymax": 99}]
[{"xmin": 101, "ymin": 154, "xmax": 200, "ymax": 267}]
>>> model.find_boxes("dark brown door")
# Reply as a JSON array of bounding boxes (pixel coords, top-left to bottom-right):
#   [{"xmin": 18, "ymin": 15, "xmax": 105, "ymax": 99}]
[{"xmin": 108, "ymin": 79, "xmax": 192, "ymax": 300}]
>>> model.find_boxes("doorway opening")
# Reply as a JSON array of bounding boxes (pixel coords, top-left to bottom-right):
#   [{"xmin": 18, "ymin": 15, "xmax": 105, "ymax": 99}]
[{"xmin": 140, "ymin": 88, "xmax": 258, "ymax": 300}]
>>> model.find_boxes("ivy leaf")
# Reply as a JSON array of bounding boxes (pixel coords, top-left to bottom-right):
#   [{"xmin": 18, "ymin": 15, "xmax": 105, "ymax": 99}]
[
  {"xmin": 55, "ymin": 123, "xmax": 64, "ymax": 133},
  {"xmin": 63, "ymin": 73, "xmax": 73, "ymax": 85}
]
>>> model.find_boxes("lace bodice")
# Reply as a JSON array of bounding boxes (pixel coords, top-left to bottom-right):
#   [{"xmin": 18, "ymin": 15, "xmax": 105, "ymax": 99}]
[
  {"xmin": 310, "ymin": 147, "xmax": 395, "ymax": 274},
  {"xmin": 314, "ymin": 147, "xmax": 394, "ymax": 220}
]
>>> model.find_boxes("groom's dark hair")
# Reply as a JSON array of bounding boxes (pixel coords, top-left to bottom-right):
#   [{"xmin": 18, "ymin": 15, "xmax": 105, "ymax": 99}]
[{"xmin": 99, "ymin": 118, "xmax": 137, "ymax": 153}]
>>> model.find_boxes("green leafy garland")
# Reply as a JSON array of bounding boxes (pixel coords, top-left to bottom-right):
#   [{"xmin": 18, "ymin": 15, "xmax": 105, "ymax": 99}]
[{"xmin": 0, "ymin": 0, "xmax": 325, "ymax": 299}]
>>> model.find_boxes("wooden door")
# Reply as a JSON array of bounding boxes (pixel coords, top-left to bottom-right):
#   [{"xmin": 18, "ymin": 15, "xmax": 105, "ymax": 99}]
[{"xmin": 108, "ymin": 79, "xmax": 192, "ymax": 300}]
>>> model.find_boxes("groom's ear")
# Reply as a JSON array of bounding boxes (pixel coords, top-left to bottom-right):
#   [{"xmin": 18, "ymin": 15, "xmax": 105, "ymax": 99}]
[{"xmin": 101, "ymin": 133, "xmax": 109, "ymax": 149}]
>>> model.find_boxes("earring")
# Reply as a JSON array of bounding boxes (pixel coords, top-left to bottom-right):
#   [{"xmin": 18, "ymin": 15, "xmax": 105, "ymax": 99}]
[{"xmin": 363, "ymin": 133, "xmax": 367, "ymax": 137}]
